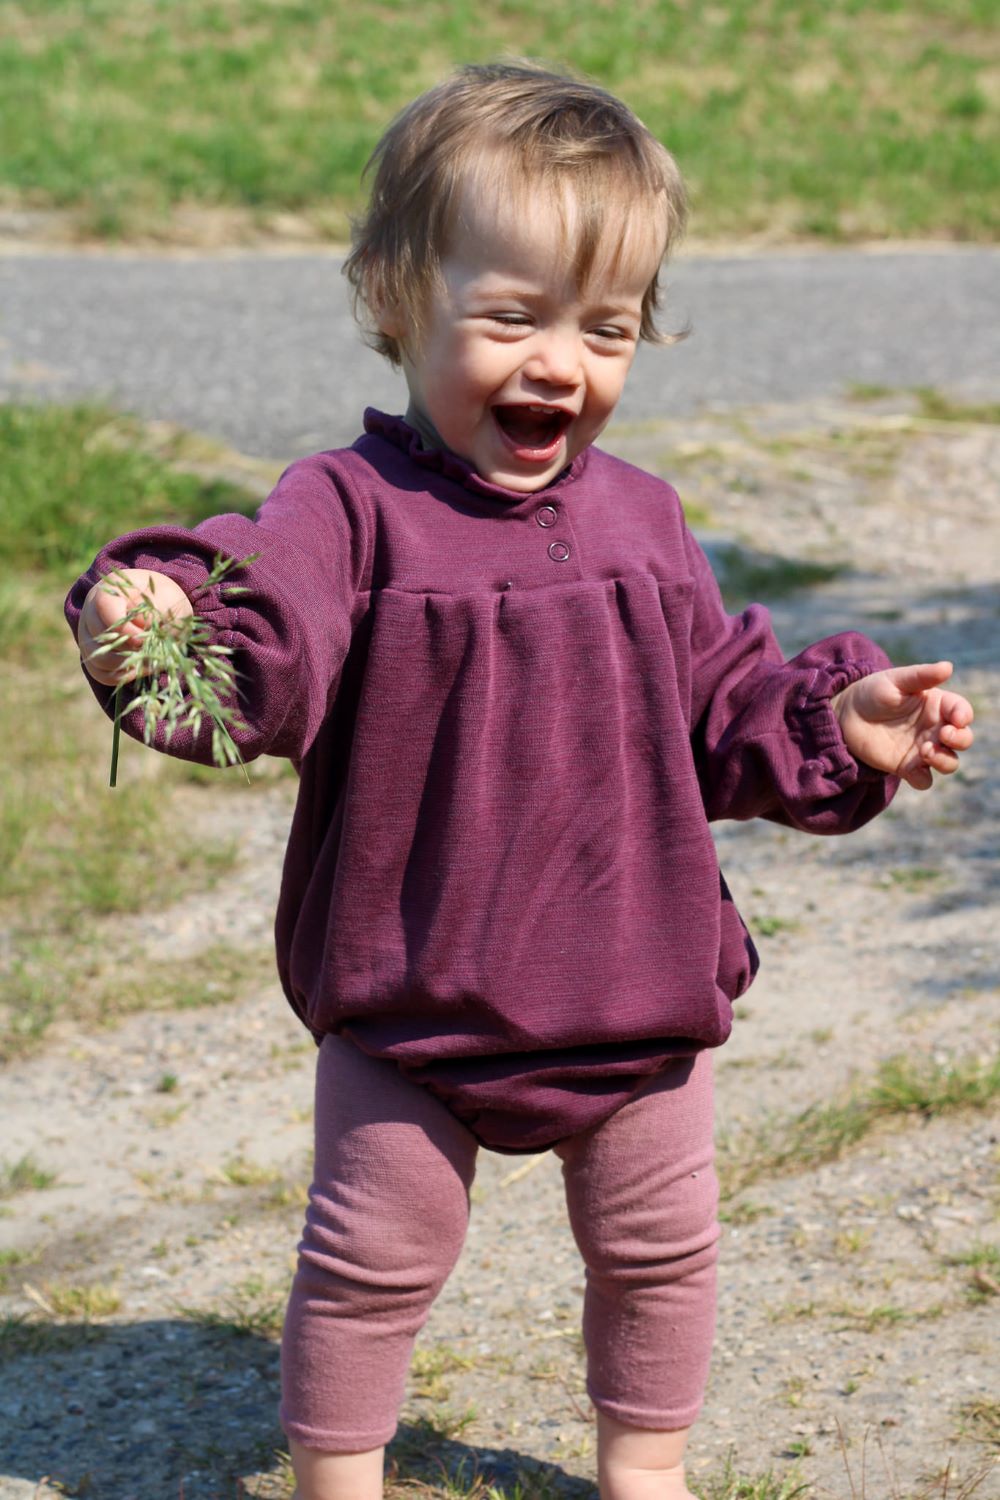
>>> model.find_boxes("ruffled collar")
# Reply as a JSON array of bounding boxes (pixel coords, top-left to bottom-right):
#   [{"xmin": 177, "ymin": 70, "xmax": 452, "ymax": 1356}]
[{"xmin": 362, "ymin": 408, "xmax": 589, "ymax": 502}]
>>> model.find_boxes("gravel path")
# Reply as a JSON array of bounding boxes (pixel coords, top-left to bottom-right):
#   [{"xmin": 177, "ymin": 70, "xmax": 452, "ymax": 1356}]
[
  {"xmin": 2, "ymin": 246, "xmax": 999, "ymax": 459},
  {"xmin": 1, "ymin": 394, "xmax": 997, "ymax": 1499}
]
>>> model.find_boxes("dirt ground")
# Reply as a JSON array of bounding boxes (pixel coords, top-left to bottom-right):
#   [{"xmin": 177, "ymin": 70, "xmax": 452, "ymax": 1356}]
[{"xmin": 1, "ymin": 394, "xmax": 998, "ymax": 1499}]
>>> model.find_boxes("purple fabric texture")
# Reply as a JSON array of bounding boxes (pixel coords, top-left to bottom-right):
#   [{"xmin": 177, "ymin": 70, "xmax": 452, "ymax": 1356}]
[
  {"xmin": 281, "ymin": 1035, "xmax": 717, "ymax": 1450},
  {"xmin": 66, "ymin": 410, "xmax": 897, "ymax": 1150}
]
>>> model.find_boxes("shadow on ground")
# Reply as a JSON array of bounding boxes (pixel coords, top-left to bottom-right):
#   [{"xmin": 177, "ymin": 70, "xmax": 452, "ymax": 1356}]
[
  {"xmin": 1, "ymin": 1318, "xmax": 598, "ymax": 1499},
  {"xmin": 2, "ymin": 1318, "xmax": 281, "ymax": 1497}
]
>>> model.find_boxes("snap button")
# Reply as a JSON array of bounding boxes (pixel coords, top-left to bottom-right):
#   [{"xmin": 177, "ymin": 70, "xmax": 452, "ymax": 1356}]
[
  {"xmin": 548, "ymin": 540, "xmax": 570, "ymax": 563},
  {"xmin": 536, "ymin": 505, "xmax": 558, "ymax": 528}
]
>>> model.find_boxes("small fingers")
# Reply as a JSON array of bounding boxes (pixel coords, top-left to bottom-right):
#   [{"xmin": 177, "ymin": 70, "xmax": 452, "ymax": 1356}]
[
  {"xmin": 891, "ymin": 660, "xmax": 954, "ymax": 696},
  {"xmin": 919, "ymin": 740, "xmax": 961, "ymax": 775},
  {"xmin": 77, "ymin": 610, "xmax": 139, "ymax": 687},
  {"xmin": 938, "ymin": 721, "xmax": 974, "ymax": 751},
  {"xmin": 940, "ymin": 691, "xmax": 974, "ymax": 728}
]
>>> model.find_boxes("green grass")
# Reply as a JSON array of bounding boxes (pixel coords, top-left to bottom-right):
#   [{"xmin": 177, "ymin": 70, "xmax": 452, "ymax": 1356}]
[
  {"xmin": 1, "ymin": 934, "xmax": 277, "ymax": 1060},
  {"xmin": 714, "ymin": 544, "xmax": 847, "ymax": 607},
  {"xmin": 913, "ymin": 388, "xmax": 1000, "ymax": 425},
  {"xmin": 959, "ymin": 1397, "xmax": 1000, "ymax": 1452},
  {"xmin": 696, "ymin": 1462, "xmax": 810, "ymax": 1499},
  {"xmin": 0, "ymin": 402, "xmax": 277, "ymax": 1059},
  {"xmin": 44, "ymin": 1281, "xmax": 122, "ymax": 1320},
  {"xmin": 1, "ymin": 0, "xmax": 997, "ymax": 244},
  {"xmin": 0, "ymin": 1153, "xmax": 57, "ymax": 1198},
  {"xmin": 847, "ymin": 385, "xmax": 1000, "ymax": 424},
  {"xmin": 946, "ymin": 1243, "xmax": 1000, "ymax": 1304},
  {"xmin": 0, "ymin": 1314, "xmax": 110, "ymax": 1358},
  {"xmin": 0, "ymin": 403, "xmax": 258, "ymax": 588},
  {"xmin": 887, "ymin": 865, "xmax": 944, "ymax": 891},
  {"xmin": 380, "ymin": 1445, "xmax": 811, "ymax": 1499},
  {"xmin": 750, "ymin": 915, "xmax": 802, "ymax": 938},
  {"xmin": 719, "ymin": 1049, "xmax": 1000, "ymax": 1195},
  {"xmin": 179, "ymin": 1275, "xmax": 287, "ymax": 1339}
]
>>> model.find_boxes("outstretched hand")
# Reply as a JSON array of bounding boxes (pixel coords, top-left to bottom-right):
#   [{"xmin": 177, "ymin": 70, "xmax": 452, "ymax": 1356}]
[
  {"xmin": 832, "ymin": 661, "xmax": 974, "ymax": 791},
  {"xmin": 78, "ymin": 569, "xmax": 193, "ymax": 686}
]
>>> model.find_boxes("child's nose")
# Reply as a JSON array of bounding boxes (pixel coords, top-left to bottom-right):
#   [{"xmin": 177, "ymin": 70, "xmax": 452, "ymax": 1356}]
[{"xmin": 523, "ymin": 331, "xmax": 582, "ymax": 387}]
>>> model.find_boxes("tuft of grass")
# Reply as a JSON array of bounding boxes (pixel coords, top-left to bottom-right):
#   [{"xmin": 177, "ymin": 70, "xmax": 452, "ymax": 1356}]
[
  {"xmin": 837, "ymin": 1422, "xmax": 995, "ymax": 1498},
  {"xmin": 913, "ymin": 389, "xmax": 1000, "ymax": 425},
  {"xmin": 695, "ymin": 1456, "xmax": 810, "ymax": 1498},
  {"xmin": 44, "ymin": 1282, "xmax": 122, "ymax": 1320},
  {"xmin": 830, "ymin": 1301, "xmax": 942, "ymax": 1333},
  {"xmin": 386, "ymin": 1432, "xmax": 564, "ymax": 1500},
  {"xmin": 681, "ymin": 499, "xmax": 716, "ymax": 529},
  {"xmin": 0, "ymin": 1154, "xmax": 57, "ymax": 1198},
  {"xmin": 386, "ymin": 1465, "xmax": 562, "ymax": 1499},
  {"xmin": 833, "ymin": 1228, "xmax": 872, "ymax": 1257},
  {"xmin": 887, "ymin": 865, "xmax": 944, "ymax": 892},
  {"xmin": 847, "ymin": 382, "xmax": 897, "ymax": 402},
  {"xmin": 410, "ymin": 1344, "xmax": 479, "ymax": 1402},
  {"xmin": 0, "ymin": 1248, "xmax": 36, "ymax": 1292},
  {"xmin": 719, "ymin": 1050, "xmax": 1000, "ymax": 1195},
  {"xmin": 750, "ymin": 915, "xmax": 801, "ymax": 939},
  {"xmin": 946, "ymin": 1243, "xmax": 1000, "ymax": 1303},
  {"xmin": 847, "ymin": 383, "xmax": 1000, "ymax": 425},
  {"xmin": 0, "ymin": 1315, "xmax": 109, "ymax": 1357},
  {"xmin": 179, "ymin": 1275, "xmax": 287, "ymax": 1340},
  {"xmin": 959, "ymin": 1398, "xmax": 1000, "ymax": 1452},
  {"xmin": 217, "ymin": 1156, "xmax": 286, "ymax": 1189},
  {"xmin": 713, "ymin": 544, "xmax": 847, "ymax": 607},
  {"xmin": 719, "ymin": 1198, "xmax": 774, "ymax": 1226}
]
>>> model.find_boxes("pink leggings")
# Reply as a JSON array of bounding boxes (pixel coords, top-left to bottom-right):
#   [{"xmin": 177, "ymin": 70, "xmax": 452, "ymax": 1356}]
[{"xmin": 281, "ymin": 1036, "xmax": 718, "ymax": 1452}]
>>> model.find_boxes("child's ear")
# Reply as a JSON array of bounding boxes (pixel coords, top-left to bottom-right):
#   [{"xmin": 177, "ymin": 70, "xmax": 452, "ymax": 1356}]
[{"xmin": 375, "ymin": 301, "xmax": 406, "ymax": 341}]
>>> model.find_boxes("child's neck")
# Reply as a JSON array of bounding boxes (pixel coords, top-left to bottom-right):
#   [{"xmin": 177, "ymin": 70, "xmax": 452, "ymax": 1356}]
[{"xmin": 404, "ymin": 402, "xmax": 448, "ymax": 457}]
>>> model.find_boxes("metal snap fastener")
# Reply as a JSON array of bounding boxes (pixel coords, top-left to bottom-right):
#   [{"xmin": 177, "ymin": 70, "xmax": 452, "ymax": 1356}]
[
  {"xmin": 536, "ymin": 505, "xmax": 558, "ymax": 528},
  {"xmin": 548, "ymin": 540, "xmax": 570, "ymax": 562}
]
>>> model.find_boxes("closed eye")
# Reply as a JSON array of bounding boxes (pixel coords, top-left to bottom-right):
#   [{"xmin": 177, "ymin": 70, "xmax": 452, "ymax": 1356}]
[{"xmin": 591, "ymin": 325, "xmax": 636, "ymax": 345}]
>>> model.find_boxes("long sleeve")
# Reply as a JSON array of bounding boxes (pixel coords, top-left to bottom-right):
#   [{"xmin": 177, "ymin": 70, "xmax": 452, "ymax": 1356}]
[
  {"xmin": 64, "ymin": 456, "xmax": 369, "ymax": 765},
  {"xmin": 684, "ymin": 528, "xmax": 899, "ymax": 832}
]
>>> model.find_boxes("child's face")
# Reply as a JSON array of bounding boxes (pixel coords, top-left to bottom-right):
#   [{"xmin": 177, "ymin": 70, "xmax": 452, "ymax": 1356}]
[{"xmin": 386, "ymin": 189, "xmax": 655, "ymax": 492}]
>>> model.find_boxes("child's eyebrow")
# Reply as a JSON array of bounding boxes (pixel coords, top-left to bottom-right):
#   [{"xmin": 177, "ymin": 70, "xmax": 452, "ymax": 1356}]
[
  {"xmin": 586, "ymin": 300, "xmax": 644, "ymax": 321},
  {"xmin": 463, "ymin": 283, "xmax": 643, "ymax": 319},
  {"xmin": 462, "ymin": 280, "xmax": 545, "ymax": 300}
]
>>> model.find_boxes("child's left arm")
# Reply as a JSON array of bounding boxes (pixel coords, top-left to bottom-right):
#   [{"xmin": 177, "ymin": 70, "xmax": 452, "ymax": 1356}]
[{"xmin": 832, "ymin": 660, "xmax": 974, "ymax": 791}]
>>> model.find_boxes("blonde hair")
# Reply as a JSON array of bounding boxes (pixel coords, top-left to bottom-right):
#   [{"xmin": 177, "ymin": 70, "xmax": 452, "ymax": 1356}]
[{"xmin": 344, "ymin": 61, "xmax": 688, "ymax": 366}]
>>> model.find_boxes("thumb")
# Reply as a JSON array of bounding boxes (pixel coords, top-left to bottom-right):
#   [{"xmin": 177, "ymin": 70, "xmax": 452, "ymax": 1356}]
[{"xmin": 886, "ymin": 660, "xmax": 953, "ymax": 696}]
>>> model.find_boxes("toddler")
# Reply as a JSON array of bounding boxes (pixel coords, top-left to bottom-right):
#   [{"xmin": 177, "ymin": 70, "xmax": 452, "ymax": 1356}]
[{"xmin": 68, "ymin": 62, "xmax": 974, "ymax": 1500}]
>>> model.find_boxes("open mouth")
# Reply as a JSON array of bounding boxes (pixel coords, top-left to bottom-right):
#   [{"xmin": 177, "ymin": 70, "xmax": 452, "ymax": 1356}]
[{"xmin": 492, "ymin": 404, "xmax": 573, "ymax": 457}]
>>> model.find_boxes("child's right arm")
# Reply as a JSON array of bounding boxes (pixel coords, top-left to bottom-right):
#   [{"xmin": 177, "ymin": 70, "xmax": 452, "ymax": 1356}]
[
  {"xmin": 77, "ymin": 569, "xmax": 193, "ymax": 686},
  {"xmin": 65, "ymin": 456, "xmax": 369, "ymax": 766}
]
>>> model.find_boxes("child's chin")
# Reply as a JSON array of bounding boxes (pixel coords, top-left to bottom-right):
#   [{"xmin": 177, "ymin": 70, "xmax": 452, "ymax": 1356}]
[
  {"xmin": 490, "ymin": 468, "xmax": 559, "ymax": 493},
  {"xmin": 482, "ymin": 451, "xmax": 569, "ymax": 492}
]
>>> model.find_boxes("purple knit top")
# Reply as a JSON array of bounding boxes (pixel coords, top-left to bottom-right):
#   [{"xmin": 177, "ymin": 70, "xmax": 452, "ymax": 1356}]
[{"xmin": 66, "ymin": 410, "xmax": 896, "ymax": 1152}]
